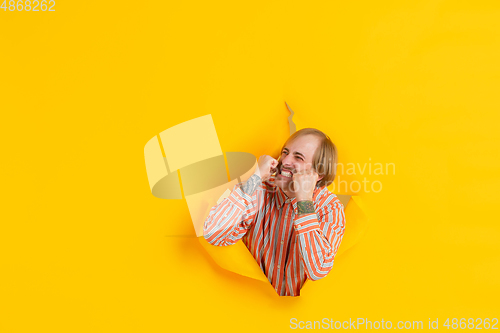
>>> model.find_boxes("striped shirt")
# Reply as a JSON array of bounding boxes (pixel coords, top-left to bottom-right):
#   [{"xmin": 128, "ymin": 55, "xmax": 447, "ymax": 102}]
[{"xmin": 203, "ymin": 176, "xmax": 346, "ymax": 296}]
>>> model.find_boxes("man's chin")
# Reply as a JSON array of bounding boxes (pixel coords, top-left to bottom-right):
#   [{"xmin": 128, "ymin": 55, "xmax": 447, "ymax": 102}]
[{"xmin": 275, "ymin": 177, "xmax": 292, "ymax": 191}]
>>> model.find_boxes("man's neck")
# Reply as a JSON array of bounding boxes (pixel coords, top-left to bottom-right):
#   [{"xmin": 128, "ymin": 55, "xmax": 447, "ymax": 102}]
[
  {"xmin": 282, "ymin": 189, "xmax": 293, "ymax": 199},
  {"xmin": 279, "ymin": 186, "xmax": 299, "ymax": 200}
]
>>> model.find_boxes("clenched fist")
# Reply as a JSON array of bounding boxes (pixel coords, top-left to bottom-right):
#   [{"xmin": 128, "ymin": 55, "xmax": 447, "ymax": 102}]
[
  {"xmin": 254, "ymin": 155, "xmax": 279, "ymax": 181},
  {"xmin": 290, "ymin": 168, "xmax": 319, "ymax": 201}
]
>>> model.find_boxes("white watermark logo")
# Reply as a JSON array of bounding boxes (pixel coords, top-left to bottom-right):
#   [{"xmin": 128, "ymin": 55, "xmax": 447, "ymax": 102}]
[
  {"xmin": 333, "ymin": 159, "xmax": 396, "ymax": 194},
  {"xmin": 290, "ymin": 318, "xmax": 423, "ymax": 330},
  {"xmin": 276, "ymin": 158, "xmax": 395, "ymax": 194},
  {"xmin": 289, "ymin": 317, "xmax": 499, "ymax": 330}
]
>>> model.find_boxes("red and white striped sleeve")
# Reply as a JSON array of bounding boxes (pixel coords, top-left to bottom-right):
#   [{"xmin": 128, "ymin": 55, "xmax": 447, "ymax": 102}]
[
  {"xmin": 203, "ymin": 183, "xmax": 264, "ymax": 246},
  {"xmin": 294, "ymin": 197, "xmax": 345, "ymax": 280}
]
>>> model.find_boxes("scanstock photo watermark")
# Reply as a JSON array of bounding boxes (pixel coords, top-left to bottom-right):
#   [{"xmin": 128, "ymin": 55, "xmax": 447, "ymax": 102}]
[
  {"xmin": 332, "ymin": 159, "xmax": 395, "ymax": 193},
  {"xmin": 290, "ymin": 317, "xmax": 499, "ymax": 330}
]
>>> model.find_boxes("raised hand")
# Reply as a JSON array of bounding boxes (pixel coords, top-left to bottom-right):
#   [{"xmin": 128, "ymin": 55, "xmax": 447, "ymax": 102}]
[
  {"xmin": 254, "ymin": 155, "xmax": 279, "ymax": 181},
  {"xmin": 291, "ymin": 168, "xmax": 319, "ymax": 201}
]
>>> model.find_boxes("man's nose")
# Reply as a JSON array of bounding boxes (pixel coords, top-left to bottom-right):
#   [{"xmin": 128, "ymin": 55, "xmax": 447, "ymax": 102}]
[{"xmin": 281, "ymin": 154, "xmax": 294, "ymax": 168}]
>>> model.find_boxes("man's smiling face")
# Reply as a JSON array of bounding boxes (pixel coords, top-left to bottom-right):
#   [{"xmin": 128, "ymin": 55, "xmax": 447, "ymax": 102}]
[{"xmin": 275, "ymin": 134, "xmax": 323, "ymax": 197}]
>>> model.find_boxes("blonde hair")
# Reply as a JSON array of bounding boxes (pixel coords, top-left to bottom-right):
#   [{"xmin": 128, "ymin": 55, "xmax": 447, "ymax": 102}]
[{"xmin": 280, "ymin": 128, "xmax": 338, "ymax": 188}]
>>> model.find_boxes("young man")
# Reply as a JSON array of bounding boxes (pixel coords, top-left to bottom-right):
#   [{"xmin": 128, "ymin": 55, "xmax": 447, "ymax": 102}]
[{"xmin": 203, "ymin": 128, "xmax": 345, "ymax": 296}]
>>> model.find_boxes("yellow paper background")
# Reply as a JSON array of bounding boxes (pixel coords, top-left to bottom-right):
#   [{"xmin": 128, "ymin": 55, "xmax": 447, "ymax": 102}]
[{"xmin": 1, "ymin": 0, "xmax": 500, "ymax": 332}]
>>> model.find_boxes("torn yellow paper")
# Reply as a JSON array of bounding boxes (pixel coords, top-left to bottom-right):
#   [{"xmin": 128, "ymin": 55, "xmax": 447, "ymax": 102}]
[
  {"xmin": 144, "ymin": 136, "xmax": 183, "ymax": 199},
  {"xmin": 159, "ymin": 114, "xmax": 223, "ymax": 171},
  {"xmin": 185, "ymin": 179, "xmax": 239, "ymax": 236},
  {"xmin": 285, "ymin": 101, "xmax": 296, "ymax": 135},
  {"xmin": 225, "ymin": 151, "xmax": 259, "ymax": 182},
  {"xmin": 217, "ymin": 189, "xmax": 231, "ymax": 205},
  {"xmin": 198, "ymin": 236, "xmax": 269, "ymax": 283},
  {"xmin": 144, "ymin": 107, "xmax": 368, "ymax": 288},
  {"xmin": 336, "ymin": 196, "xmax": 368, "ymax": 256},
  {"xmin": 185, "ymin": 155, "xmax": 257, "ymax": 236},
  {"xmin": 179, "ymin": 155, "xmax": 229, "ymax": 196},
  {"xmin": 144, "ymin": 135, "xmax": 168, "ymax": 191},
  {"xmin": 335, "ymin": 194, "xmax": 352, "ymax": 208}
]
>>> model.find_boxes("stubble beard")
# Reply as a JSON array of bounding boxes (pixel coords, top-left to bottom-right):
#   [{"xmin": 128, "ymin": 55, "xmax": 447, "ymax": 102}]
[
  {"xmin": 275, "ymin": 175, "xmax": 294, "ymax": 198},
  {"xmin": 275, "ymin": 162, "xmax": 295, "ymax": 197}
]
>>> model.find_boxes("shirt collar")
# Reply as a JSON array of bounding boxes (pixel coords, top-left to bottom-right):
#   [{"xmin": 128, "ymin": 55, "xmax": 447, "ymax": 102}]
[{"xmin": 275, "ymin": 186, "xmax": 287, "ymax": 209}]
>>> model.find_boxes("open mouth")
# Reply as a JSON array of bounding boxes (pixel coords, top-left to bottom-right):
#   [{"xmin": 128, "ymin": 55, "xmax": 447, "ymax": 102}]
[{"xmin": 279, "ymin": 169, "xmax": 293, "ymax": 178}]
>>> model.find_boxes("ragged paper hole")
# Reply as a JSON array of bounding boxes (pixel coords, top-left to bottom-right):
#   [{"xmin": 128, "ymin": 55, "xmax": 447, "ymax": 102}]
[
  {"xmin": 144, "ymin": 109, "xmax": 368, "ymax": 293},
  {"xmin": 144, "ymin": 114, "xmax": 258, "ymax": 236},
  {"xmin": 158, "ymin": 115, "xmax": 223, "ymax": 171},
  {"xmin": 151, "ymin": 172, "xmax": 183, "ymax": 199},
  {"xmin": 185, "ymin": 154, "xmax": 257, "ymax": 236},
  {"xmin": 179, "ymin": 155, "xmax": 228, "ymax": 196},
  {"xmin": 225, "ymin": 152, "xmax": 259, "ymax": 182}
]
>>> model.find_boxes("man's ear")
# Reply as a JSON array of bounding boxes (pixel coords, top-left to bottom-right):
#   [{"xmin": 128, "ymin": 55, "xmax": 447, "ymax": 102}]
[
  {"xmin": 315, "ymin": 175, "xmax": 324, "ymax": 188},
  {"xmin": 315, "ymin": 171, "xmax": 324, "ymax": 186},
  {"xmin": 313, "ymin": 167, "xmax": 324, "ymax": 181}
]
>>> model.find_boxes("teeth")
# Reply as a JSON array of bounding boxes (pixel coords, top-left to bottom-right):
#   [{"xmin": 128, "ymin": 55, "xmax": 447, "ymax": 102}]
[{"xmin": 281, "ymin": 170, "xmax": 292, "ymax": 178}]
